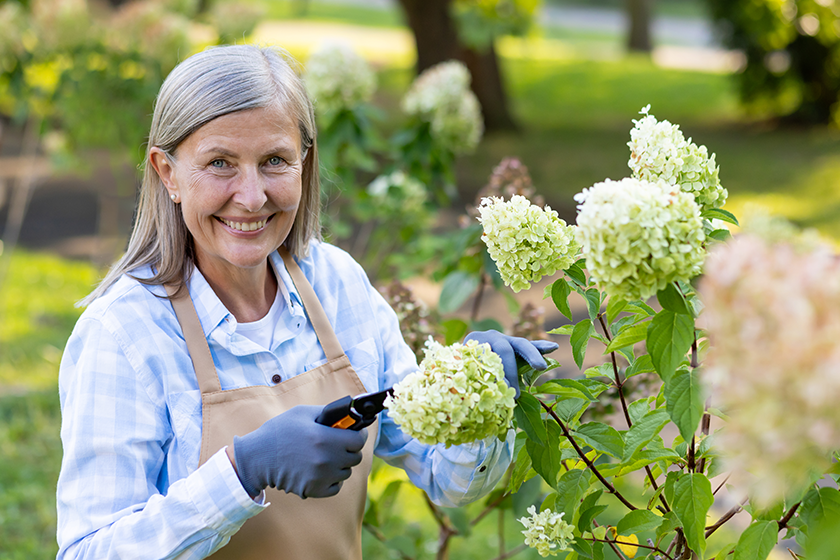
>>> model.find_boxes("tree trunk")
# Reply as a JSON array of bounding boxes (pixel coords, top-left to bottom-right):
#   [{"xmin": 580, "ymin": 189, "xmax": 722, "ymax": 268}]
[
  {"xmin": 626, "ymin": 0, "xmax": 654, "ymax": 53},
  {"xmin": 397, "ymin": 0, "xmax": 518, "ymax": 131}
]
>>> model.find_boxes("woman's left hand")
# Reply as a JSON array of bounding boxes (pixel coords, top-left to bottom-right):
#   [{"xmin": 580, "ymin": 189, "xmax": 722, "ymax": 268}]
[{"xmin": 463, "ymin": 330, "xmax": 557, "ymax": 398}]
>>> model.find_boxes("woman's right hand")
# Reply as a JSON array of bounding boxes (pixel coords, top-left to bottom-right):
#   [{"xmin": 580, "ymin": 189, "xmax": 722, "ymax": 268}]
[{"xmin": 232, "ymin": 405, "xmax": 368, "ymax": 499}]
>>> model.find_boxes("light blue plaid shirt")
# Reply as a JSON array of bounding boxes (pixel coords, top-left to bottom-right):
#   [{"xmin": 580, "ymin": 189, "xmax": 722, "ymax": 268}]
[{"xmin": 57, "ymin": 241, "xmax": 513, "ymax": 559}]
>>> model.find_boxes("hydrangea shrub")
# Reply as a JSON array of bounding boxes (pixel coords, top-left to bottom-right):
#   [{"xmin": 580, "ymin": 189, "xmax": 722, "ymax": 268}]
[
  {"xmin": 478, "ymin": 194, "xmax": 579, "ymax": 292},
  {"xmin": 574, "ymin": 177, "xmax": 705, "ymax": 301},
  {"xmin": 304, "ymin": 42, "xmax": 376, "ymax": 123},
  {"xmin": 402, "ymin": 60, "xmax": 483, "ymax": 155},
  {"xmin": 385, "ymin": 339, "xmax": 515, "ymax": 447},
  {"xmin": 628, "ymin": 105, "xmax": 727, "ymax": 211}
]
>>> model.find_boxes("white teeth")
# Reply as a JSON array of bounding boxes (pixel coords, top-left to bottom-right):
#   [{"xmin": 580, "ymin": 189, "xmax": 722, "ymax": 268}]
[{"xmin": 220, "ymin": 217, "xmax": 267, "ymax": 232}]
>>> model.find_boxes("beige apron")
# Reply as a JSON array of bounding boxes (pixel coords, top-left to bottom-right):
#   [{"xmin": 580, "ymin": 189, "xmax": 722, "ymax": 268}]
[{"xmin": 167, "ymin": 248, "xmax": 375, "ymax": 559}]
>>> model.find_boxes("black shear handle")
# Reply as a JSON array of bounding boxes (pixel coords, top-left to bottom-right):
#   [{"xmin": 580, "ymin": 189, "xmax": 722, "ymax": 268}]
[{"xmin": 315, "ymin": 396, "xmax": 373, "ymax": 431}]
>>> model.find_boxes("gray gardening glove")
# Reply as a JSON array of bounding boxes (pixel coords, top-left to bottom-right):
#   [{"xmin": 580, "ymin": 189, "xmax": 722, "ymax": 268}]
[
  {"xmin": 464, "ymin": 330, "xmax": 558, "ymax": 398},
  {"xmin": 232, "ymin": 405, "xmax": 368, "ymax": 499}
]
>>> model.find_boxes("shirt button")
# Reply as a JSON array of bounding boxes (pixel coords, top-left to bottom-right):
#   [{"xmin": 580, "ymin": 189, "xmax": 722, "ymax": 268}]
[
  {"xmin": 479, "ymin": 466, "xmax": 486, "ymax": 473},
  {"xmin": 271, "ymin": 374, "xmax": 281, "ymax": 384}
]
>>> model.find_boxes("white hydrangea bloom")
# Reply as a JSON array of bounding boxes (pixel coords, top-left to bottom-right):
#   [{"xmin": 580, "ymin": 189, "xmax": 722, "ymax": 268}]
[
  {"xmin": 367, "ymin": 170, "xmax": 427, "ymax": 214},
  {"xmin": 519, "ymin": 506, "xmax": 575, "ymax": 557},
  {"xmin": 478, "ymin": 195, "xmax": 580, "ymax": 293},
  {"xmin": 304, "ymin": 42, "xmax": 376, "ymax": 120},
  {"xmin": 575, "ymin": 178, "xmax": 706, "ymax": 301},
  {"xmin": 701, "ymin": 234, "xmax": 840, "ymax": 506},
  {"xmin": 384, "ymin": 339, "xmax": 515, "ymax": 447},
  {"xmin": 402, "ymin": 61, "xmax": 483, "ymax": 154},
  {"xmin": 628, "ymin": 105, "xmax": 727, "ymax": 211}
]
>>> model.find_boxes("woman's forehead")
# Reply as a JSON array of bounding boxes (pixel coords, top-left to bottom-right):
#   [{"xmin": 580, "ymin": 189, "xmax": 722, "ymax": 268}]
[{"xmin": 180, "ymin": 106, "xmax": 301, "ymax": 154}]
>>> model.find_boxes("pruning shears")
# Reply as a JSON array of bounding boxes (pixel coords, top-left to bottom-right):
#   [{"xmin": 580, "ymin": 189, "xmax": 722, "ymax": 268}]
[{"xmin": 315, "ymin": 388, "xmax": 394, "ymax": 431}]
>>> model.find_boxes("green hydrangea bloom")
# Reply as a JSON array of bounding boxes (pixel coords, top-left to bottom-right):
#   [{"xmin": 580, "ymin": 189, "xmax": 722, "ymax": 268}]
[
  {"xmin": 304, "ymin": 42, "xmax": 376, "ymax": 122},
  {"xmin": 519, "ymin": 506, "xmax": 575, "ymax": 557},
  {"xmin": 402, "ymin": 61, "xmax": 483, "ymax": 155},
  {"xmin": 575, "ymin": 178, "xmax": 706, "ymax": 301},
  {"xmin": 384, "ymin": 339, "xmax": 515, "ymax": 448},
  {"xmin": 478, "ymin": 195, "xmax": 580, "ymax": 293},
  {"xmin": 628, "ymin": 105, "xmax": 727, "ymax": 211}
]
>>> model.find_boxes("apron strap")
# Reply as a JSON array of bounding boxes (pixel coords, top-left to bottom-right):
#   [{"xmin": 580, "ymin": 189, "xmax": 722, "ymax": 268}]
[
  {"xmin": 165, "ymin": 283, "xmax": 222, "ymax": 394},
  {"xmin": 278, "ymin": 247, "xmax": 345, "ymax": 362}
]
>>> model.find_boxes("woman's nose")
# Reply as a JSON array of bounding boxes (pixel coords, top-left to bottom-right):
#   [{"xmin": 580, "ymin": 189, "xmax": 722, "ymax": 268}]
[{"xmin": 234, "ymin": 167, "xmax": 268, "ymax": 212}]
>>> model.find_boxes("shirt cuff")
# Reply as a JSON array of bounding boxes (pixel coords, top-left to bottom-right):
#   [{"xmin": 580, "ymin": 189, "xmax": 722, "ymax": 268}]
[
  {"xmin": 186, "ymin": 447, "xmax": 268, "ymax": 536},
  {"xmin": 459, "ymin": 429, "xmax": 515, "ymax": 504}
]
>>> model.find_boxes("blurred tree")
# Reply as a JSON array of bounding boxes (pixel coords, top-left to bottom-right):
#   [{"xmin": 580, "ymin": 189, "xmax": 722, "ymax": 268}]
[
  {"xmin": 706, "ymin": 0, "xmax": 840, "ymax": 124},
  {"xmin": 397, "ymin": 0, "xmax": 540, "ymax": 131},
  {"xmin": 626, "ymin": 0, "xmax": 653, "ymax": 52}
]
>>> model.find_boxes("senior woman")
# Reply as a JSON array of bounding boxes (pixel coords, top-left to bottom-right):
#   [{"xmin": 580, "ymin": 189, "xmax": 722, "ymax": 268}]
[{"xmin": 56, "ymin": 44, "xmax": 555, "ymax": 559}]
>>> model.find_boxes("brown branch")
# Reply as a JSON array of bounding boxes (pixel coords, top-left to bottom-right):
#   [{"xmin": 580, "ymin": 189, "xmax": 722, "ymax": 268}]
[
  {"xmin": 712, "ymin": 473, "xmax": 731, "ymax": 496},
  {"xmin": 777, "ymin": 502, "xmax": 800, "ymax": 532},
  {"xmin": 470, "ymin": 272, "xmax": 488, "ymax": 323},
  {"xmin": 489, "ymin": 543, "xmax": 528, "ymax": 560},
  {"xmin": 363, "ymin": 524, "xmax": 416, "ymax": 560},
  {"xmin": 538, "ymin": 398, "xmax": 637, "ymax": 511},
  {"xmin": 696, "ymin": 401, "xmax": 712, "ymax": 474},
  {"xmin": 705, "ymin": 497, "xmax": 748, "ymax": 538},
  {"xmin": 471, "ymin": 491, "xmax": 509, "ymax": 527}
]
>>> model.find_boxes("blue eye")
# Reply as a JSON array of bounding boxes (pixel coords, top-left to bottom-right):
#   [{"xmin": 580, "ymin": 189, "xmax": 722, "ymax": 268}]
[
  {"xmin": 210, "ymin": 159, "xmax": 225, "ymax": 168},
  {"xmin": 269, "ymin": 156, "xmax": 287, "ymax": 166}
]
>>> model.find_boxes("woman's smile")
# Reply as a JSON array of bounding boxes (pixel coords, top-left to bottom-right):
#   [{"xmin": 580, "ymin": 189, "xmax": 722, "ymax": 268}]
[{"xmin": 216, "ymin": 215, "xmax": 274, "ymax": 233}]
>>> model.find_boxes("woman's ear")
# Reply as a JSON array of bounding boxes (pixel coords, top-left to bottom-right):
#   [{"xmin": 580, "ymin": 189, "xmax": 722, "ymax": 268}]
[{"xmin": 149, "ymin": 147, "xmax": 178, "ymax": 199}]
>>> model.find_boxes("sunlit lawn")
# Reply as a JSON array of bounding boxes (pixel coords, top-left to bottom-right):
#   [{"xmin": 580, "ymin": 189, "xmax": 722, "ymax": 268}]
[{"xmin": 4, "ymin": 2, "xmax": 840, "ymax": 557}]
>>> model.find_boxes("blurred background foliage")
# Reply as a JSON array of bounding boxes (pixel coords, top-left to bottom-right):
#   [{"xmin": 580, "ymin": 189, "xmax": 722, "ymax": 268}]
[{"xmin": 1, "ymin": 0, "xmax": 840, "ymax": 558}]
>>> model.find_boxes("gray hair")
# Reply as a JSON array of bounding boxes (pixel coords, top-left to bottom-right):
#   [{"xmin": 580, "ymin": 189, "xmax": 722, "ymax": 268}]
[{"xmin": 82, "ymin": 44, "xmax": 320, "ymax": 305}]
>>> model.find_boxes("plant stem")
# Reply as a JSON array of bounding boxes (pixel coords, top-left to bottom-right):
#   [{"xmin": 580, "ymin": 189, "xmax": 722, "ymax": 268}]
[
  {"xmin": 363, "ymin": 524, "xmax": 416, "ymax": 560},
  {"xmin": 712, "ymin": 473, "xmax": 730, "ymax": 496},
  {"xmin": 538, "ymin": 398, "xmax": 638, "ymax": 511},
  {"xmin": 696, "ymin": 402, "xmax": 711, "ymax": 474},
  {"xmin": 705, "ymin": 497, "xmax": 748, "ymax": 538},
  {"xmin": 471, "ymin": 491, "xmax": 509, "ymax": 527},
  {"xmin": 498, "ymin": 508, "xmax": 505, "ymax": 558},
  {"xmin": 597, "ymin": 312, "xmax": 670, "ymax": 512},
  {"xmin": 586, "ymin": 536, "xmax": 675, "ymax": 560},
  {"xmin": 489, "ymin": 544, "xmax": 527, "ymax": 560},
  {"xmin": 688, "ymin": 436, "xmax": 696, "ymax": 473},
  {"xmin": 778, "ymin": 502, "xmax": 801, "ymax": 532},
  {"xmin": 471, "ymin": 272, "xmax": 488, "ymax": 323}
]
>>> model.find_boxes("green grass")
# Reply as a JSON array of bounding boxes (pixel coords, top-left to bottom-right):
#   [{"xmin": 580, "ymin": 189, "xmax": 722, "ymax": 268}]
[
  {"xmin": 0, "ymin": 251, "xmax": 99, "ymax": 392},
  {"xmin": 258, "ymin": 0, "xmax": 405, "ymax": 28},
  {"xmin": 0, "ymin": 391, "xmax": 62, "ymax": 559}
]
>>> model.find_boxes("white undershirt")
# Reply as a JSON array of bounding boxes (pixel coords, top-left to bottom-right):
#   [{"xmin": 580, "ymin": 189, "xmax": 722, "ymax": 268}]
[{"xmin": 234, "ymin": 280, "xmax": 287, "ymax": 351}]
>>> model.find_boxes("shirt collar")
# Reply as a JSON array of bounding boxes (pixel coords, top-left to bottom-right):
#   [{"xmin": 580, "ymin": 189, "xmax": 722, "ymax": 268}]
[{"xmin": 185, "ymin": 251, "xmax": 305, "ymax": 339}]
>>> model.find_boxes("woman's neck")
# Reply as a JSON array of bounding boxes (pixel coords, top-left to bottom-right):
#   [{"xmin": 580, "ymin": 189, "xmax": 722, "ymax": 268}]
[{"xmin": 198, "ymin": 259, "xmax": 278, "ymax": 323}]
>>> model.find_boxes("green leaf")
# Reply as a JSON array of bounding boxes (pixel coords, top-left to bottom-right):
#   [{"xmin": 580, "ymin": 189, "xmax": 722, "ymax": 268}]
[
  {"xmin": 646, "ymin": 310, "xmax": 694, "ymax": 382},
  {"xmin": 512, "ymin": 475, "xmax": 543, "ymax": 518},
  {"xmin": 554, "ymin": 398, "xmax": 590, "ymax": 424},
  {"xmin": 508, "ymin": 442, "xmax": 535, "ymax": 494},
  {"xmin": 441, "ymin": 318, "xmax": 469, "ymax": 345},
  {"xmin": 574, "ymin": 422, "xmax": 625, "ymax": 459},
  {"xmin": 555, "ymin": 469, "xmax": 590, "ymax": 521},
  {"xmin": 614, "ymin": 448, "xmax": 680, "ymax": 476},
  {"xmin": 578, "ymin": 504, "xmax": 608, "ymax": 534},
  {"xmin": 583, "ymin": 288, "xmax": 601, "ymax": 321},
  {"xmin": 438, "ymin": 270, "xmax": 480, "ymax": 313},
  {"xmin": 535, "ymin": 378, "xmax": 598, "ymax": 401},
  {"xmin": 571, "ymin": 319, "xmax": 594, "ymax": 369},
  {"xmin": 708, "ymin": 228, "xmax": 731, "ymax": 242},
  {"xmin": 565, "ymin": 259, "xmax": 587, "ymax": 287},
  {"xmin": 617, "ymin": 509, "xmax": 664, "ymax": 536},
  {"xmin": 656, "ymin": 282, "xmax": 690, "ymax": 315},
  {"xmin": 625, "ymin": 354, "xmax": 654, "ymax": 379},
  {"xmin": 471, "ymin": 318, "xmax": 504, "ymax": 332},
  {"xmin": 665, "ymin": 368, "xmax": 705, "ymax": 443},
  {"xmin": 584, "ymin": 363, "xmax": 614, "ymax": 379},
  {"xmin": 548, "ymin": 324, "xmax": 574, "ymax": 336},
  {"xmin": 713, "ymin": 542, "xmax": 736, "ymax": 560},
  {"xmin": 605, "ymin": 322, "xmax": 649, "ymax": 354},
  {"xmin": 655, "ymin": 511, "xmax": 680, "ymax": 543},
  {"xmin": 551, "ymin": 278, "xmax": 574, "ymax": 320},
  {"xmin": 606, "ymin": 297, "xmax": 628, "ymax": 324},
  {"xmin": 515, "ymin": 392, "xmax": 547, "ymax": 444},
  {"xmin": 701, "ymin": 207, "xmax": 739, "ymax": 226},
  {"xmin": 526, "ymin": 421, "xmax": 563, "ymax": 491},
  {"xmin": 733, "ymin": 521, "xmax": 778, "ymax": 560},
  {"xmin": 623, "ymin": 408, "xmax": 670, "ymax": 461},
  {"xmin": 672, "ymin": 473, "xmax": 713, "ymax": 555},
  {"xmin": 800, "ymin": 486, "xmax": 840, "ymax": 528}
]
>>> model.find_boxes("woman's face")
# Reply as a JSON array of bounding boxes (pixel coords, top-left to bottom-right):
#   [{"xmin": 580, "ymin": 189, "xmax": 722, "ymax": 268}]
[{"xmin": 151, "ymin": 106, "xmax": 303, "ymax": 279}]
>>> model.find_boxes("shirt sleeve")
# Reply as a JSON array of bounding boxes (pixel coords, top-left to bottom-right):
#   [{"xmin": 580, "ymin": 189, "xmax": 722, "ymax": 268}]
[
  {"xmin": 56, "ymin": 316, "xmax": 266, "ymax": 560},
  {"xmin": 367, "ymin": 282, "xmax": 514, "ymax": 508}
]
